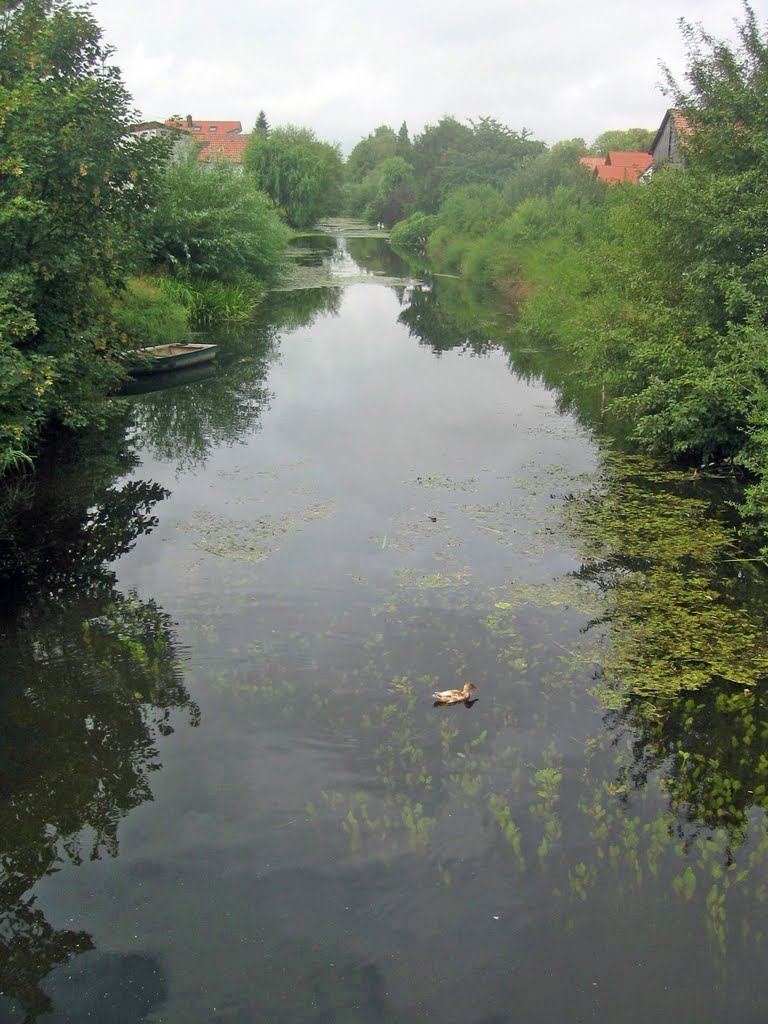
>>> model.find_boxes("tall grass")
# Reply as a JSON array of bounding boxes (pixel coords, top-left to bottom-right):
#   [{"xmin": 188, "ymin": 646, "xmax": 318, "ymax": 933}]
[
  {"xmin": 159, "ymin": 276, "xmax": 263, "ymax": 326},
  {"xmin": 101, "ymin": 277, "xmax": 190, "ymax": 348}
]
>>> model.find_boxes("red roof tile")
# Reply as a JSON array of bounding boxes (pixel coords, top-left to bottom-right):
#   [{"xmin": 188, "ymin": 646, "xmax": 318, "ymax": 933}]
[
  {"xmin": 596, "ymin": 150, "xmax": 653, "ymax": 184},
  {"xmin": 166, "ymin": 118, "xmax": 243, "ymax": 135},
  {"xmin": 197, "ymin": 135, "xmax": 250, "ymax": 163},
  {"xmin": 579, "ymin": 156, "xmax": 606, "ymax": 170},
  {"xmin": 579, "ymin": 150, "xmax": 652, "ymax": 184},
  {"xmin": 671, "ymin": 110, "xmax": 692, "ymax": 136}
]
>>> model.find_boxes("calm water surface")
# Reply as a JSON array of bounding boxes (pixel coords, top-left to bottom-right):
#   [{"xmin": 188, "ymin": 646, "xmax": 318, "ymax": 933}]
[{"xmin": 2, "ymin": 232, "xmax": 768, "ymax": 1022}]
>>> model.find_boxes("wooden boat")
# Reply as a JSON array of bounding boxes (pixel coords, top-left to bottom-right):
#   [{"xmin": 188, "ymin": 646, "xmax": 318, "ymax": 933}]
[{"xmin": 127, "ymin": 342, "xmax": 218, "ymax": 376}]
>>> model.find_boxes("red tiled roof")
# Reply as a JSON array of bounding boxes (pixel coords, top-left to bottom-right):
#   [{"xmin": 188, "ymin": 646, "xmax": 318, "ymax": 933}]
[
  {"xmin": 198, "ymin": 135, "xmax": 250, "ymax": 163},
  {"xmin": 165, "ymin": 118, "xmax": 243, "ymax": 135},
  {"xmin": 581, "ymin": 150, "xmax": 652, "ymax": 185},
  {"xmin": 671, "ymin": 111, "xmax": 692, "ymax": 136},
  {"xmin": 579, "ymin": 156, "xmax": 605, "ymax": 170}
]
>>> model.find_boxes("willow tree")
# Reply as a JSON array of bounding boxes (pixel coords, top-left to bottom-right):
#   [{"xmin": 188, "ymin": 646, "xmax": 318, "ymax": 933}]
[{"xmin": 243, "ymin": 125, "xmax": 343, "ymax": 229}]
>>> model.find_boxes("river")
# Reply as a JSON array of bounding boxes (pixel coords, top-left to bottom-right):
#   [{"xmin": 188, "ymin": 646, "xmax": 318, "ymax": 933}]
[{"xmin": 2, "ymin": 226, "xmax": 768, "ymax": 1022}]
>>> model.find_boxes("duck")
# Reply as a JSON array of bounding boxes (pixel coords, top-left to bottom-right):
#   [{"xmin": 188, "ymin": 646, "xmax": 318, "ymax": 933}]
[{"xmin": 432, "ymin": 682, "xmax": 477, "ymax": 704}]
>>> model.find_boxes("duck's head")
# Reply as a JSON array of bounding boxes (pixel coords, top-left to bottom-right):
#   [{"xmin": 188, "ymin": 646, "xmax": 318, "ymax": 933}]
[{"xmin": 463, "ymin": 682, "xmax": 477, "ymax": 694}]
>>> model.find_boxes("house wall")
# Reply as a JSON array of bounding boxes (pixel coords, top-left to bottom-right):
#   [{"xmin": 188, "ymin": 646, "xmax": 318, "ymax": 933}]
[{"xmin": 651, "ymin": 118, "xmax": 684, "ymax": 169}]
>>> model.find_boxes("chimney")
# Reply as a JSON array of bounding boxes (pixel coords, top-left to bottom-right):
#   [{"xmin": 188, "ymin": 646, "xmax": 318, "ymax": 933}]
[{"xmin": 186, "ymin": 114, "xmax": 192, "ymax": 128}]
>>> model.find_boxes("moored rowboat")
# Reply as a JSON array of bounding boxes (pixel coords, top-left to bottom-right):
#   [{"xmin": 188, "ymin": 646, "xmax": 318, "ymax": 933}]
[{"xmin": 127, "ymin": 342, "xmax": 218, "ymax": 376}]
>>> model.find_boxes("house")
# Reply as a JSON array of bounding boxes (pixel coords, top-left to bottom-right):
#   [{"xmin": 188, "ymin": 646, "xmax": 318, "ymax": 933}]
[
  {"xmin": 579, "ymin": 150, "xmax": 653, "ymax": 185},
  {"xmin": 166, "ymin": 116, "xmax": 244, "ymax": 137},
  {"xmin": 648, "ymin": 109, "xmax": 692, "ymax": 172},
  {"xmin": 128, "ymin": 120, "xmax": 196, "ymax": 162},
  {"xmin": 197, "ymin": 135, "xmax": 250, "ymax": 165},
  {"xmin": 164, "ymin": 116, "xmax": 250, "ymax": 167},
  {"xmin": 130, "ymin": 120, "xmax": 172, "ymax": 138}
]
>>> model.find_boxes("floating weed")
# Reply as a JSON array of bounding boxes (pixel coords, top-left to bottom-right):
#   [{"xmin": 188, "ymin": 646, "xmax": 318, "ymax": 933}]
[
  {"xmin": 179, "ymin": 502, "xmax": 335, "ymax": 563},
  {"xmin": 275, "ymin": 262, "xmax": 418, "ymax": 292},
  {"xmin": 561, "ymin": 457, "xmax": 768, "ymax": 698},
  {"xmin": 406, "ymin": 473, "xmax": 478, "ymax": 492},
  {"xmin": 393, "ymin": 567, "xmax": 472, "ymax": 590}
]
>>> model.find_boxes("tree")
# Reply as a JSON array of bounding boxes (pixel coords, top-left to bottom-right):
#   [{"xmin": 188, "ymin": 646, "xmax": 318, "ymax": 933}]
[
  {"xmin": 255, "ymin": 109, "xmax": 270, "ymax": 136},
  {"xmin": 345, "ymin": 124, "xmax": 399, "ymax": 183},
  {"xmin": 396, "ymin": 121, "xmax": 411, "ymax": 158},
  {"xmin": 145, "ymin": 151, "xmax": 289, "ymax": 283},
  {"xmin": 591, "ymin": 127, "xmax": 655, "ymax": 155},
  {"xmin": 554, "ymin": 5, "xmax": 768, "ymax": 478},
  {"xmin": 410, "ymin": 116, "xmax": 474, "ymax": 211},
  {"xmin": 410, "ymin": 115, "xmax": 545, "ymax": 212},
  {"xmin": 0, "ymin": 0, "xmax": 168, "ymax": 469},
  {"xmin": 367, "ymin": 156, "xmax": 416, "ymax": 226},
  {"xmin": 503, "ymin": 138, "xmax": 604, "ymax": 208},
  {"xmin": 244, "ymin": 125, "xmax": 343, "ymax": 228}
]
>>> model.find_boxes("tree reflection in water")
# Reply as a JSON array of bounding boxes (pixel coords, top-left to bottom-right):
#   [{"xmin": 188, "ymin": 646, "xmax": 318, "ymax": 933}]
[
  {"xmin": 128, "ymin": 288, "xmax": 341, "ymax": 473},
  {"xmin": 397, "ymin": 282, "xmax": 496, "ymax": 356},
  {"xmin": 0, "ymin": 424, "xmax": 197, "ymax": 1020}
]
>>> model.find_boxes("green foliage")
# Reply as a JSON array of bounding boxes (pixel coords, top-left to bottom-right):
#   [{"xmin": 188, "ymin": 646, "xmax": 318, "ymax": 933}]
[
  {"xmin": 422, "ymin": 185, "xmax": 509, "ymax": 275},
  {"xmin": 98, "ymin": 277, "xmax": 189, "ymax": 347},
  {"xmin": 159, "ymin": 275, "xmax": 262, "ymax": 326},
  {"xmin": 0, "ymin": 0, "xmax": 169, "ymax": 467},
  {"xmin": 433, "ymin": 184, "xmax": 511, "ymax": 239},
  {"xmin": 389, "ymin": 212, "xmax": 437, "ymax": 249},
  {"xmin": 345, "ymin": 124, "xmax": 416, "ymax": 222},
  {"xmin": 357, "ymin": 156, "xmax": 416, "ymax": 226},
  {"xmin": 410, "ymin": 115, "xmax": 545, "ymax": 212},
  {"xmin": 345, "ymin": 124, "xmax": 399, "ymax": 183},
  {"xmin": 254, "ymin": 109, "xmax": 270, "ymax": 136},
  {"xmin": 244, "ymin": 125, "xmax": 343, "ymax": 229},
  {"xmin": 567, "ymin": 456, "xmax": 768, "ymax": 698},
  {"xmin": 400, "ymin": 5, "xmax": 768, "ymax": 544},
  {"xmin": 145, "ymin": 154, "xmax": 289, "ymax": 283},
  {"xmin": 590, "ymin": 127, "xmax": 655, "ymax": 156},
  {"xmin": 503, "ymin": 138, "xmax": 605, "ymax": 207}
]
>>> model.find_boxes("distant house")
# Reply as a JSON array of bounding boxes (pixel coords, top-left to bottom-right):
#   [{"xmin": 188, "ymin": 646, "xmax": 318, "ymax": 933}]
[
  {"xmin": 579, "ymin": 150, "xmax": 653, "ymax": 185},
  {"xmin": 648, "ymin": 109, "xmax": 692, "ymax": 172},
  {"xmin": 165, "ymin": 116, "xmax": 250, "ymax": 168},
  {"xmin": 128, "ymin": 120, "xmax": 195, "ymax": 161},
  {"xmin": 130, "ymin": 120, "xmax": 170, "ymax": 138},
  {"xmin": 579, "ymin": 156, "xmax": 605, "ymax": 173},
  {"xmin": 197, "ymin": 135, "xmax": 250, "ymax": 165}
]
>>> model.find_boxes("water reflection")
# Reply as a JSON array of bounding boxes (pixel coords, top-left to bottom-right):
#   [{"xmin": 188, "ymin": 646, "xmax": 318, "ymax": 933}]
[
  {"xmin": 0, "ymin": 428, "xmax": 196, "ymax": 1020},
  {"xmin": 0, "ymin": 423, "xmax": 167, "ymax": 608},
  {"xmin": 127, "ymin": 290, "xmax": 345, "ymax": 473},
  {"xmin": 397, "ymin": 282, "xmax": 496, "ymax": 356},
  {"xmin": 285, "ymin": 231, "xmax": 415, "ymax": 290},
  {"xmin": 4, "ymin": 231, "xmax": 768, "ymax": 1019},
  {"xmin": 127, "ymin": 323, "xmax": 277, "ymax": 473}
]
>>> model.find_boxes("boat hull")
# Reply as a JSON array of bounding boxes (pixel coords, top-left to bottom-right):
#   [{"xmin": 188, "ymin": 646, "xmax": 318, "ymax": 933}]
[{"xmin": 128, "ymin": 343, "xmax": 218, "ymax": 376}]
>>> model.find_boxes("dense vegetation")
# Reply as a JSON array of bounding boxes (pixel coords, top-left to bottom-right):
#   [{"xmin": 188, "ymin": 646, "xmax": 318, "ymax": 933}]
[
  {"xmin": 345, "ymin": 116, "xmax": 545, "ymax": 226},
  {"xmin": 0, "ymin": 0, "xmax": 291, "ymax": 472},
  {"xmin": 0, "ymin": 0, "xmax": 166, "ymax": 471},
  {"xmin": 144, "ymin": 152, "xmax": 290, "ymax": 325},
  {"xmin": 386, "ymin": 6, "xmax": 768, "ymax": 542}
]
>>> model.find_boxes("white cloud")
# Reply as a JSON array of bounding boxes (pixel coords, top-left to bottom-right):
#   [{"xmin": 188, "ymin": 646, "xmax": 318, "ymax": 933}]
[{"xmin": 92, "ymin": 0, "xmax": 750, "ymax": 151}]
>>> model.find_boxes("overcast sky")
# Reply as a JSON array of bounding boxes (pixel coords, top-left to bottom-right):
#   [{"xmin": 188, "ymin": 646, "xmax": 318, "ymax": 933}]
[{"xmin": 91, "ymin": 0, "xmax": 753, "ymax": 153}]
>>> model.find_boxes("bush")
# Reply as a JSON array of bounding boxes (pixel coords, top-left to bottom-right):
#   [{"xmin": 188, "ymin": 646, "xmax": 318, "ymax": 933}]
[
  {"xmin": 389, "ymin": 212, "xmax": 437, "ymax": 249},
  {"xmin": 147, "ymin": 156, "xmax": 289, "ymax": 283}
]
